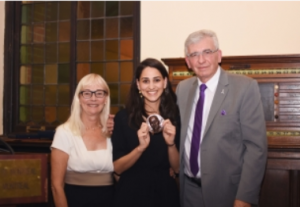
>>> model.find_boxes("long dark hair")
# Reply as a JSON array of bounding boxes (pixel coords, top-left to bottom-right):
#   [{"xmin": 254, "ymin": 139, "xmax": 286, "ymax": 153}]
[{"xmin": 126, "ymin": 58, "xmax": 179, "ymax": 128}]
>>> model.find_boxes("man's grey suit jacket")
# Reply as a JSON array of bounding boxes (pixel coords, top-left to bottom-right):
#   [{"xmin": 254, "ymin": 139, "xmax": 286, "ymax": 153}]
[{"xmin": 176, "ymin": 68, "xmax": 267, "ymax": 207}]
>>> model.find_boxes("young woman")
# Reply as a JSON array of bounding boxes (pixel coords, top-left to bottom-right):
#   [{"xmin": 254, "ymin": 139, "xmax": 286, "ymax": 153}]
[{"xmin": 111, "ymin": 58, "xmax": 180, "ymax": 207}]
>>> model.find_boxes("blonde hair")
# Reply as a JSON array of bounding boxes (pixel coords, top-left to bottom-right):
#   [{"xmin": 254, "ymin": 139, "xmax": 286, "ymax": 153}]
[
  {"xmin": 184, "ymin": 29, "xmax": 219, "ymax": 56},
  {"xmin": 63, "ymin": 73, "xmax": 110, "ymax": 136}
]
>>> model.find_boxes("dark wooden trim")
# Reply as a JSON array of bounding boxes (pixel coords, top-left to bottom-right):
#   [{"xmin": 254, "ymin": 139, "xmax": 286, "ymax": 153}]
[
  {"xmin": 4, "ymin": 2, "xmax": 25, "ymax": 134},
  {"xmin": 3, "ymin": 2, "xmax": 21, "ymax": 135},
  {"xmin": 220, "ymin": 54, "xmax": 300, "ymax": 65},
  {"xmin": 289, "ymin": 170, "xmax": 299, "ymax": 207},
  {"xmin": 13, "ymin": 3, "xmax": 22, "ymax": 133},
  {"xmin": 1, "ymin": 137, "xmax": 52, "ymax": 148},
  {"xmin": 69, "ymin": 1, "xmax": 78, "ymax": 102},
  {"xmin": 132, "ymin": 1, "xmax": 141, "ymax": 69},
  {"xmin": 3, "ymin": 2, "xmax": 13, "ymax": 135}
]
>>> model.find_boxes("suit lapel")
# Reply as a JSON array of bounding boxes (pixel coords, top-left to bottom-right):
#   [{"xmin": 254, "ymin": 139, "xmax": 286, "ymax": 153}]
[
  {"xmin": 203, "ymin": 69, "xmax": 229, "ymax": 137},
  {"xmin": 181, "ymin": 78, "xmax": 198, "ymax": 144}
]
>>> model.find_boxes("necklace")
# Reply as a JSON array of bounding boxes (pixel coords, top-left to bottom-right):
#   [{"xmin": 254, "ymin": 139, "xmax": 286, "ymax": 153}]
[{"xmin": 85, "ymin": 124, "xmax": 102, "ymax": 131}]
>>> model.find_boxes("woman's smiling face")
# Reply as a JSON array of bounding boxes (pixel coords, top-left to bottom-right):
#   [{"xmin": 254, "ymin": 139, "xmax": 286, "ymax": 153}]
[
  {"xmin": 136, "ymin": 66, "xmax": 167, "ymax": 105},
  {"xmin": 79, "ymin": 84, "xmax": 107, "ymax": 117}
]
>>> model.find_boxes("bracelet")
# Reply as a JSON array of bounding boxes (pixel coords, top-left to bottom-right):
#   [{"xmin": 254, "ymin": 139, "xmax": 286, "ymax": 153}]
[
  {"xmin": 137, "ymin": 146, "xmax": 144, "ymax": 152},
  {"xmin": 167, "ymin": 143, "xmax": 175, "ymax": 147}
]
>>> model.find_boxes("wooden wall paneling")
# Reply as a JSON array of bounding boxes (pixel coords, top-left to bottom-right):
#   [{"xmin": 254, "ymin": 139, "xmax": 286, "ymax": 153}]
[
  {"xmin": 289, "ymin": 170, "xmax": 300, "ymax": 207},
  {"xmin": 259, "ymin": 169, "xmax": 290, "ymax": 207}
]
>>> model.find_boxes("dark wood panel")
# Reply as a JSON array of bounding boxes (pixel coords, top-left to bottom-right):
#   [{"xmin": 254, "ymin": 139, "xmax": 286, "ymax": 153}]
[{"xmin": 260, "ymin": 169, "xmax": 290, "ymax": 207}]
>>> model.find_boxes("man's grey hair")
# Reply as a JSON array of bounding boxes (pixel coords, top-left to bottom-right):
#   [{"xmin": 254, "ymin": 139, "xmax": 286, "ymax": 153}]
[{"xmin": 184, "ymin": 29, "xmax": 219, "ymax": 56}]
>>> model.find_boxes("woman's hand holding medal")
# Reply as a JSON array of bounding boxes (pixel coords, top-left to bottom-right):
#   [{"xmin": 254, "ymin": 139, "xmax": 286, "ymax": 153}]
[
  {"xmin": 137, "ymin": 122, "xmax": 150, "ymax": 152},
  {"xmin": 138, "ymin": 114, "xmax": 176, "ymax": 149},
  {"xmin": 162, "ymin": 119, "xmax": 176, "ymax": 147}
]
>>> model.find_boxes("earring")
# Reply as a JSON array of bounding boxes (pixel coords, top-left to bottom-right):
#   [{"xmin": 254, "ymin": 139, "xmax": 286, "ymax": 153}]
[
  {"xmin": 139, "ymin": 90, "xmax": 143, "ymax": 98},
  {"xmin": 164, "ymin": 88, "xmax": 169, "ymax": 94}
]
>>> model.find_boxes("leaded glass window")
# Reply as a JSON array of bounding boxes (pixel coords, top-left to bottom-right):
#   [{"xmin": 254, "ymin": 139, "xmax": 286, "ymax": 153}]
[{"xmin": 4, "ymin": 1, "xmax": 140, "ymax": 134}]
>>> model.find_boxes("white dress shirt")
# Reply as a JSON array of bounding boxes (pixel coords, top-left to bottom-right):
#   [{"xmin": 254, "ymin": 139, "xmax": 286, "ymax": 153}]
[{"xmin": 184, "ymin": 67, "xmax": 221, "ymax": 178}]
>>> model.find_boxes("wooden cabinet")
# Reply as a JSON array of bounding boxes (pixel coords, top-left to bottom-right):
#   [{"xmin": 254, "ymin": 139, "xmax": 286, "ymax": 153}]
[{"xmin": 162, "ymin": 54, "xmax": 300, "ymax": 207}]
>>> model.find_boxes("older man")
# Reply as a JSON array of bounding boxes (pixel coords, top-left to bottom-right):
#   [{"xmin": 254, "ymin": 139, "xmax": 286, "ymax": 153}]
[{"xmin": 176, "ymin": 29, "xmax": 267, "ymax": 207}]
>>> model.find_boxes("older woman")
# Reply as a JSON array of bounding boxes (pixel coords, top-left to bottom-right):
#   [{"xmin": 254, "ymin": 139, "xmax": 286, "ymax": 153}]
[
  {"xmin": 112, "ymin": 58, "xmax": 180, "ymax": 207},
  {"xmin": 51, "ymin": 73, "xmax": 113, "ymax": 207}
]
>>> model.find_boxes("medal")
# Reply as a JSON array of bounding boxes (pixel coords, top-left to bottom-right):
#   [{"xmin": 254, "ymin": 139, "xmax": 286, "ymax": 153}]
[{"xmin": 146, "ymin": 114, "xmax": 164, "ymax": 134}]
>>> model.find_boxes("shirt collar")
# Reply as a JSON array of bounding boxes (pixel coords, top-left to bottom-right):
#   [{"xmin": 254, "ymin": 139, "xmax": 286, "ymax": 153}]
[{"xmin": 197, "ymin": 66, "xmax": 220, "ymax": 93}]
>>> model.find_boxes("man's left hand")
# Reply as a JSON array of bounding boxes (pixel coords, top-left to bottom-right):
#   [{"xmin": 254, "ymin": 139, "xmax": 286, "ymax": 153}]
[
  {"xmin": 234, "ymin": 199, "xmax": 251, "ymax": 207},
  {"xmin": 107, "ymin": 114, "xmax": 115, "ymax": 136}
]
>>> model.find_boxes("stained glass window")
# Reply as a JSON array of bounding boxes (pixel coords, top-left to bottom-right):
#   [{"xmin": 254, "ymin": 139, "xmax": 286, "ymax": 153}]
[{"xmin": 5, "ymin": 1, "xmax": 139, "ymax": 133}]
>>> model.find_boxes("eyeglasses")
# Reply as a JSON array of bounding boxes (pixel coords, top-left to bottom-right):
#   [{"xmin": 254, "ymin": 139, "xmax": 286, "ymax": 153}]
[
  {"xmin": 187, "ymin": 48, "xmax": 219, "ymax": 59},
  {"xmin": 80, "ymin": 90, "xmax": 107, "ymax": 99}
]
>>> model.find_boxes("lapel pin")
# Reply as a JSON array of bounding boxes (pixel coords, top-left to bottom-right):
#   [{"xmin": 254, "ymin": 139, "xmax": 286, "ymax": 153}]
[{"xmin": 221, "ymin": 110, "xmax": 226, "ymax": 116}]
